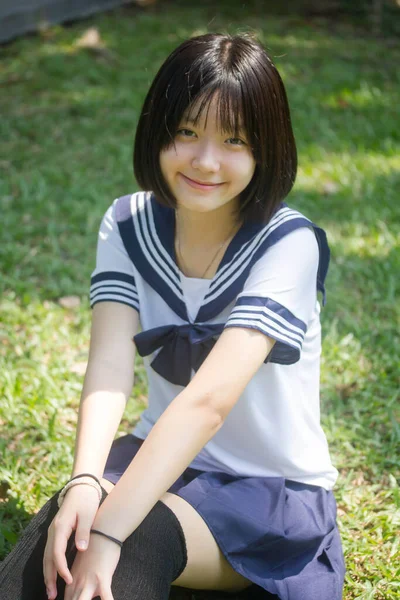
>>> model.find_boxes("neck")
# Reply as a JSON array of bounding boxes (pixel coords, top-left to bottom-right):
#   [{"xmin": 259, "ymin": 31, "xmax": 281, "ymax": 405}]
[{"xmin": 175, "ymin": 203, "xmax": 241, "ymax": 249}]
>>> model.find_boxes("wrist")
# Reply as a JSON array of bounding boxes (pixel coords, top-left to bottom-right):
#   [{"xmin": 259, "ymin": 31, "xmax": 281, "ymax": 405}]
[
  {"xmin": 57, "ymin": 476, "xmax": 103, "ymax": 508},
  {"xmin": 90, "ymin": 528, "xmax": 123, "ymax": 548},
  {"xmin": 65, "ymin": 483, "xmax": 100, "ymax": 498}
]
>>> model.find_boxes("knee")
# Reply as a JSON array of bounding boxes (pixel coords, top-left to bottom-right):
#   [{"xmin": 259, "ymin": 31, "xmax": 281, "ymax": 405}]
[
  {"xmin": 111, "ymin": 502, "xmax": 188, "ymax": 599},
  {"xmin": 123, "ymin": 501, "xmax": 188, "ymax": 580}
]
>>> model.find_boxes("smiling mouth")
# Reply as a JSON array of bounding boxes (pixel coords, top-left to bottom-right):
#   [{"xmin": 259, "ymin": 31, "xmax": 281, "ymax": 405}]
[{"xmin": 180, "ymin": 173, "xmax": 224, "ymax": 189}]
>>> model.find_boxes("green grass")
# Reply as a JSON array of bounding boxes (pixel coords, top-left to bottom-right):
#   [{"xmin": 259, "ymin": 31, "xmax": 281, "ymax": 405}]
[{"xmin": 1, "ymin": 1, "xmax": 399, "ymax": 598}]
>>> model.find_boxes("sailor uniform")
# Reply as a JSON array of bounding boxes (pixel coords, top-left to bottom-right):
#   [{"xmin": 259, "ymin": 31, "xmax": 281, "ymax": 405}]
[{"xmin": 91, "ymin": 192, "xmax": 345, "ymax": 599}]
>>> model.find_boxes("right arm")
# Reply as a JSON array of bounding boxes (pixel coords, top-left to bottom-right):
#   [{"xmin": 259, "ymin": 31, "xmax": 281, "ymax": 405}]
[
  {"xmin": 72, "ymin": 198, "xmax": 140, "ymax": 488},
  {"xmin": 44, "ymin": 197, "xmax": 141, "ymax": 598},
  {"xmin": 44, "ymin": 301, "xmax": 139, "ymax": 598},
  {"xmin": 72, "ymin": 301, "xmax": 139, "ymax": 479}
]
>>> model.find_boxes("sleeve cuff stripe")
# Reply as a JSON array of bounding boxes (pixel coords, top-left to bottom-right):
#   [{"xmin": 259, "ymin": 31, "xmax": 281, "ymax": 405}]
[
  {"xmin": 229, "ymin": 306, "xmax": 306, "ymax": 336},
  {"xmin": 91, "ymin": 271, "xmax": 136, "ymax": 286},
  {"xmin": 234, "ymin": 296, "xmax": 306, "ymax": 331},
  {"xmin": 90, "ymin": 290, "xmax": 139, "ymax": 304},
  {"xmin": 225, "ymin": 317, "xmax": 303, "ymax": 349},
  {"xmin": 91, "ymin": 298, "xmax": 139, "ymax": 311},
  {"xmin": 90, "ymin": 281, "xmax": 138, "ymax": 296}
]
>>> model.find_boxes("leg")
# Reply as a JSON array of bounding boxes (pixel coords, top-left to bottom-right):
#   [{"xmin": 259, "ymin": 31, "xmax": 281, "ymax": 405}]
[
  {"xmin": 161, "ymin": 492, "xmax": 251, "ymax": 593},
  {"xmin": 0, "ymin": 484, "xmax": 109, "ymax": 600},
  {"xmin": 110, "ymin": 495, "xmax": 187, "ymax": 600},
  {"xmin": 102, "ymin": 478, "xmax": 251, "ymax": 595},
  {"xmin": 0, "ymin": 490, "xmax": 59, "ymax": 600}
]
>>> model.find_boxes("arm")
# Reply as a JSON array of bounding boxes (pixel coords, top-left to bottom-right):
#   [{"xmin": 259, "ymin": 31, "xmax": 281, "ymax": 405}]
[
  {"xmin": 92, "ymin": 327, "xmax": 275, "ymax": 542},
  {"xmin": 72, "ymin": 301, "xmax": 139, "ymax": 479},
  {"xmin": 44, "ymin": 301, "xmax": 139, "ymax": 599},
  {"xmin": 73, "ymin": 199, "xmax": 141, "ymax": 477}
]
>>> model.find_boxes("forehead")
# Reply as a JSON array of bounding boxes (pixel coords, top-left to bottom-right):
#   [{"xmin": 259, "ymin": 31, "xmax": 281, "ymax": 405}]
[{"xmin": 181, "ymin": 91, "xmax": 245, "ymax": 133}]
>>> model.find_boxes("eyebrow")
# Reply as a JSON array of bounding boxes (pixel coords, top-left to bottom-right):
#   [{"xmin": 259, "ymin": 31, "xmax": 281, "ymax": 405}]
[
  {"xmin": 180, "ymin": 116, "xmax": 246, "ymax": 134},
  {"xmin": 180, "ymin": 116, "xmax": 197, "ymax": 125}
]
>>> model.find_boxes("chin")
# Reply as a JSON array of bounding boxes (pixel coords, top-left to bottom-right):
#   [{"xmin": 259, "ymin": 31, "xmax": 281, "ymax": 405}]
[
  {"xmin": 176, "ymin": 194, "xmax": 238, "ymax": 214},
  {"xmin": 180, "ymin": 203, "xmax": 228, "ymax": 214}
]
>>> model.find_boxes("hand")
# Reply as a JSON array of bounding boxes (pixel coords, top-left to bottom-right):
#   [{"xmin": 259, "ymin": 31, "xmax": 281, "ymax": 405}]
[
  {"xmin": 64, "ymin": 534, "xmax": 121, "ymax": 600},
  {"xmin": 43, "ymin": 484, "xmax": 101, "ymax": 600}
]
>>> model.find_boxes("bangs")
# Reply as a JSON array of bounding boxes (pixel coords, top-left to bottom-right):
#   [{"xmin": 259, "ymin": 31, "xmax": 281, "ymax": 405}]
[
  {"xmin": 184, "ymin": 84, "xmax": 246, "ymax": 138},
  {"xmin": 161, "ymin": 74, "xmax": 258, "ymax": 153}
]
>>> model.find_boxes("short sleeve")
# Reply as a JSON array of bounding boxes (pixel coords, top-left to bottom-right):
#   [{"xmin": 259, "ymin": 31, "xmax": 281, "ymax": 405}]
[
  {"xmin": 90, "ymin": 200, "xmax": 139, "ymax": 313},
  {"xmin": 224, "ymin": 227, "xmax": 319, "ymax": 364}
]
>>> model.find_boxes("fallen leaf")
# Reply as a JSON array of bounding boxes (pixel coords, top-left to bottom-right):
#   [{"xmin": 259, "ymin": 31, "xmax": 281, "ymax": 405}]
[
  {"xmin": 323, "ymin": 181, "xmax": 339, "ymax": 195},
  {"xmin": 58, "ymin": 296, "xmax": 81, "ymax": 309},
  {"xmin": 71, "ymin": 361, "xmax": 87, "ymax": 376},
  {"xmin": 75, "ymin": 27, "xmax": 104, "ymax": 49}
]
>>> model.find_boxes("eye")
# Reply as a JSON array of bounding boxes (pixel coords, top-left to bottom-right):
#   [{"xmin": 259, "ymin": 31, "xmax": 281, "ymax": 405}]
[
  {"xmin": 176, "ymin": 128, "xmax": 197, "ymax": 138},
  {"xmin": 226, "ymin": 137, "xmax": 246, "ymax": 146}
]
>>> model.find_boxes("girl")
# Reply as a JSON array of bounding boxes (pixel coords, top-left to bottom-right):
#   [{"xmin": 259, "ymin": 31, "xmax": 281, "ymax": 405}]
[{"xmin": 0, "ymin": 33, "xmax": 345, "ymax": 600}]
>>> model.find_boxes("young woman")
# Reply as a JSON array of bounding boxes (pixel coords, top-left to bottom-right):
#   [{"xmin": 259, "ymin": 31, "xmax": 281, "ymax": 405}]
[{"xmin": 0, "ymin": 33, "xmax": 345, "ymax": 600}]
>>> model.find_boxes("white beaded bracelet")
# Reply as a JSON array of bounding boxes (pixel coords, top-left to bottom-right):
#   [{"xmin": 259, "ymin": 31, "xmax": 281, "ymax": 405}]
[{"xmin": 57, "ymin": 477, "xmax": 103, "ymax": 508}]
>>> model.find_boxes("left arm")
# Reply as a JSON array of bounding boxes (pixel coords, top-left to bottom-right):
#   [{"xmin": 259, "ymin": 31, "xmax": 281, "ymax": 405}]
[{"xmin": 92, "ymin": 327, "xmax": 275, "ymax": 541}]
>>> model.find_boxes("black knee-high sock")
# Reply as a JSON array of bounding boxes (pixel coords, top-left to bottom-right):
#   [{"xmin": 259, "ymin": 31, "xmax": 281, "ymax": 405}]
[
  {"xmin": 0, "ymin": 487, "xmax": 108, "ymax": 600},
  {"xmin": 0, "ymin": 494, "xmax": 187, "ymax": 600},
  {"xmin": 110, "ymin": 501, "xmax": 188, "ymax": 600}
]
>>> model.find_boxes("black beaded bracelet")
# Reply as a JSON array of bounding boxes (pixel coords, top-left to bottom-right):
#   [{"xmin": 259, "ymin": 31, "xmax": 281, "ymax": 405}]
[
  {"xmin": 90, "ymin": 529, "xmax": 123, "ymax": 548},
  {"xmin": 68, "ymin": 473, "xmax": 102, "ymax": 487}
]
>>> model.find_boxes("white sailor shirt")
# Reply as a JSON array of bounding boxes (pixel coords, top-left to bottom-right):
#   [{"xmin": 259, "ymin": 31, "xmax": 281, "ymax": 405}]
[{"xmin": 90, "ymin": 192, "xmax": 338, "ymax": 490}]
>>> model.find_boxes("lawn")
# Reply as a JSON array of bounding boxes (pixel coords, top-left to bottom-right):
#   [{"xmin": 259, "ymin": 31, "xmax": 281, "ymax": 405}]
[{"xmin": 0, "ymin": 1, "xmax": 399, "ymax": 598}]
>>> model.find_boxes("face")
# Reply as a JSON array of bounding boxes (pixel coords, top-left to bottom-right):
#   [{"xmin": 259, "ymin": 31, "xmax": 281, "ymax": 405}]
[{"xmin": 159, "ymin": 96, "xmax": 256, "ymax": 216}]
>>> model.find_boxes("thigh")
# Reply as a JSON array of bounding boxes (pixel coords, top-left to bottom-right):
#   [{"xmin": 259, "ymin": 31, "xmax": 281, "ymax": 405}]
[
  {"xmin": 101, "ymin": 478, "xmax": 251, "ymax": 592},
  {"xmin": 160, "ymin": 491, "xmax": 251, "ymax": 593},
  {"xmin": 101, "ymin": 477, "xmax": 115, "ymax": 494}
]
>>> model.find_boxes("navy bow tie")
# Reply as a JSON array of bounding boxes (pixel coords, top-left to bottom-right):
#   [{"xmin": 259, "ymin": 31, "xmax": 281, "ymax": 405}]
[{"xmin": 134, "ymin": 323, "xmax": 225, "ymax": 386}]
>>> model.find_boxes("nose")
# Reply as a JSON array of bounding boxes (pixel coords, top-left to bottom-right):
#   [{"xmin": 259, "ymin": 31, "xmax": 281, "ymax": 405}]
[{"xmin": 191, "ymin": 141, "xmax": 220, "ymax": 173}]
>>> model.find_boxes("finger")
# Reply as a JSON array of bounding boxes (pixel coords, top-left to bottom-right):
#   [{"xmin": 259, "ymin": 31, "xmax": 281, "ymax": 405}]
[
  {"xmin": 43, "ymin": 555, "xmax": 58, "ymax": 600},
  {"xmin": 64, "ymin": 580, "xmax": 82, "ymax": 600},
  {"xmin": 75, "ymin": 511, "xmax": 95, "ymax": 552},
  {"xmin": 74, "ymin": 581, "xmax": 97, "ymax": 600},
  {"xmin": 43, "ymin": 532, "xmax": 60, "ymax": 600},
  {"xmin": 53, "ymin": 532, "xmax": 73, "ymax": 586},
  {"xmin": 63, "ymin": 579, "xmax": 75, "ymax": 600},
  {"xmin": 99, "ymin": 583, "xmax": 114, "ymax": 600},
  {"xmin": 64, "ymin": 582, "xmax": 75, "ymax": 600},
  {"xmin": 50, "ymin": 515, "xmax": 75, "ymax": 586}
]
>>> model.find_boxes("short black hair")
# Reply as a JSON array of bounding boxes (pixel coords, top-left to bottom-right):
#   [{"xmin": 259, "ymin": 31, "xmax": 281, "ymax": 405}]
[{"xmin": 133, "ymin": 33, "xmax": 297, "ymax": 224}]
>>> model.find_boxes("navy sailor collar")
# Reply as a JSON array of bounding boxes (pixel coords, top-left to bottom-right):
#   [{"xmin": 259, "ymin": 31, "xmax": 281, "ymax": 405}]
[{"xmin": 115, "ymin": 192, "xmax": 329, "ymax": 323}]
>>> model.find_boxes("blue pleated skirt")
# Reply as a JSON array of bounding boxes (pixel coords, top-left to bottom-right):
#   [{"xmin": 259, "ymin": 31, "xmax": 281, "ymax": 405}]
[{"xmin": 103, "ymin": 434, "xmax": 345, "ymax": 600}]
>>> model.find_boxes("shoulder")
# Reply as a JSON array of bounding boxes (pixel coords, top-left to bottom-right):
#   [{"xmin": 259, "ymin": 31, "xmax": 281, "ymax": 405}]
[
  {"xmin": 253, "ymin": 204, "xmax": 321, "ymax": 267},
  {"xmin": 241, "ymin": 225, "xmax": 319, "ymax": 297},
  {"xmin": 239, "ymin": 206, "xmax": 329, "ymax": 307},
  {"xmin": 111, "ymin": 191, "xmax": 153, "ymax": 224},
  {"xmin": 265, "ymin": 225, "xmax": 319, "ymax": 262}
]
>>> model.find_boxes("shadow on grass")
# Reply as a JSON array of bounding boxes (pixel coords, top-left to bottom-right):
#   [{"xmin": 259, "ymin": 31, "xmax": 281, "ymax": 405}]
[{"xmin": 0, "ymin": 495, "xmax": 33, "ymax": 560}]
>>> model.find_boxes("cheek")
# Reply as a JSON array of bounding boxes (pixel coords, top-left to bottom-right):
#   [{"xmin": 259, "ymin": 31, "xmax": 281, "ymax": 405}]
[
  {"xmin": 230, "ymin": 154, "xmax": 256, "ymax": 184},
  {"xmin": 160, "ymin": 145, "xmax": 187, "ymax": 177},
  {"xmin": 159, "ymin": 149, "xmax": 174, "ymax": 181}
]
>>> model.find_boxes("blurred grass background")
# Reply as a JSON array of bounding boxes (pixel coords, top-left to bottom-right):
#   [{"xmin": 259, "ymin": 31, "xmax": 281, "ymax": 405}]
[{"xmin": 0, "ymin": 1, "xmax": 399, "ymax": 598}]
